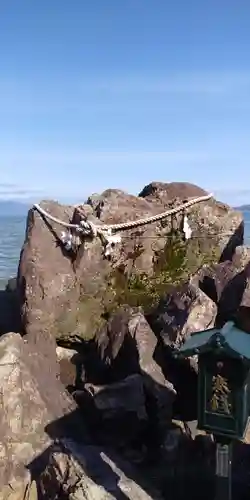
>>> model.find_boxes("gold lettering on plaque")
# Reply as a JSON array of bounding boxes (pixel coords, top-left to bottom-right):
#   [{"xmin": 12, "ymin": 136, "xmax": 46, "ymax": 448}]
[{"xmin": 210, "ymin": 373, "xmax": 232, "ymax": 415}]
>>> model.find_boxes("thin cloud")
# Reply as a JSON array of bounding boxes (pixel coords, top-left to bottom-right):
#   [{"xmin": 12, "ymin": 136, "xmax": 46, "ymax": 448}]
[
  {"xmin": 0, "ymin": 182, "xmax": 19, "ymax": 189},
  {"xmin": 0, "ymin": 189, "xmax": 42, "ymax": 196},
  {"xmin": 0, "ymin": 194, "xmax": 36, "ymax": 201},
  {"xmin": 0, "ymin": 183, "xmax": 45, "ymax": 201}
]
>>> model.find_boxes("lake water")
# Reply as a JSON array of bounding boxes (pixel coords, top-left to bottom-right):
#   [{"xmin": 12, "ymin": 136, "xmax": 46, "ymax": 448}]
[
  {"xmin": 0, "ymin": 209, "xmax": 250, "ymax": 289},
  {"xmin": 0, "ymin": 216, "xmax": 26, "ymax": 289}
]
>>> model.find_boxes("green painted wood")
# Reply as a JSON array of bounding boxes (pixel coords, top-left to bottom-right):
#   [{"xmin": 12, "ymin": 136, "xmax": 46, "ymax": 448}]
[
  {"xmin": 178, "ymin": 321, "xmax": 250, "ymax": 361},
  {"xmin": 176, "ymin": 322, "xmax": 250, "ymax": 439}
]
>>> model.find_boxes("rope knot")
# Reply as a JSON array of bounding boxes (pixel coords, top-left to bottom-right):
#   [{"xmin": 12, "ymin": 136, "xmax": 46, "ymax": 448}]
[{"xmin": 79, "ymin": 219, "xmax": 98, "ymax": 237}]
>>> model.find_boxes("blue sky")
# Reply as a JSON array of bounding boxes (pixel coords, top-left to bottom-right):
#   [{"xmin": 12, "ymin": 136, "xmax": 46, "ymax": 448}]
[{"xmin": 1, "ymin": 1, "xmax": 250, "ymax": 205}]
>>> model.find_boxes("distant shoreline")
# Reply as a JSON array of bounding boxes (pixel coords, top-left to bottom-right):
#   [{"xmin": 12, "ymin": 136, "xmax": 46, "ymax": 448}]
[
  {"xmin": 234, "ymin": 205, "xmax": 250, "ymax": 211},
  {"xmin": 0, "ymin": 201, "xmax": 29, "ymax": 217}
]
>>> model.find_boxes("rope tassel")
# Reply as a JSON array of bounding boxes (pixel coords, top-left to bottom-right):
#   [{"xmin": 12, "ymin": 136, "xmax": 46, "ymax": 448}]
[
  {"xmin": 101, "ymin": 231, "xmax": 122, "ymax": 258},
  {"xmin": 61, "ymin": 231, "xmax": 73, "ymax": 251},
  {"xmin": 182, "ymin": 213, "xmax": 192, "ymax": 240}
]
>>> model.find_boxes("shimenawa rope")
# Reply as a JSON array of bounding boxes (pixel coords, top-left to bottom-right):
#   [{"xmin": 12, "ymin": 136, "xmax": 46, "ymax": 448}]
[
  {"xmin": 34, "ymin": 192, "xmax": 212, "ymax": 233},
  {"xmin": 33, "ymin": 192, "xmax": 213, "ymax": 256}
]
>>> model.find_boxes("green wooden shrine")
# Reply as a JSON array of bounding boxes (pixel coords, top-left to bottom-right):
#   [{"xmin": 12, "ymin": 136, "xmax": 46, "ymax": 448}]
[{"xmin": 176, "ymin": 321, "xmax": 250, "ymax": 440}]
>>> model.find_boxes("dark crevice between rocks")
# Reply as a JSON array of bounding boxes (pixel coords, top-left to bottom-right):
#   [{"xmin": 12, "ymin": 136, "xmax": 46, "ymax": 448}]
[
  {"xmin": 199, "ymin": 274, "xmax": 218, "ymax": 303},
  {"xmin": 220, "ymin": 221, "xmax": 244, "ymax": 262},
  {"xmin": 199, "ymin": 260, "xmax": 250, "ymax": 330},
  {"xmin": 198, "ymin": 223, "xmax": 246, "ymax": 309},
  {"xmin": 215, "ymin": 266, "xmax": 250, "ymax": 327},
  {"xmin": 153, "ymin": 337, "xmax": 198, "ymax": 422},
  {"xmin": 0, "ymin": 277, "xmax": 22, "ymax": 336},
  {"xmin": 58, "ymin": 333, "xmax": 170, "ymax": 460},
  {"xmin": 58, "ymin": 325, "xmax": 198, "ymax": 483}
]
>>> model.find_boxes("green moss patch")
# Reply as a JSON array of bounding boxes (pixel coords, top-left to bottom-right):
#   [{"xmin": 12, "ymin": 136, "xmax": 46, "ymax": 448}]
[
  {"xmin": 54, "ymin": 229, "xmax": 221, "ymax": 342},
  {"xmin": 105, "ymin": 230, "xmax": 221, "ymax": 314}
]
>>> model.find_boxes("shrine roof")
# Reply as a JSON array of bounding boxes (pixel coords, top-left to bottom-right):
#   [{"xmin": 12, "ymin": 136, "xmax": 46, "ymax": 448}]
[{"xmin": 177, "ymin": 321, "xmax": 250, "ymax": 361}]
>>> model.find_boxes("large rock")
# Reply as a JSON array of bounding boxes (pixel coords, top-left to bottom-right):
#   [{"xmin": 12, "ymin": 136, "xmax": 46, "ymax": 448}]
[
  {"xmin": 197, "ymin": 245, "xmax": 250, "ymax": 327},
  {"xmin": 138, "ymin": 181, "xmax": 208, "ymax": 200},
  {"xmin": 128, "ymin": 311, "xmax": 176, "ymax": 424},
  {"xmin": 1, "ymin": 476, "xmax": 38, "ymax": 500},
  {"xmin": 148, "ymin": 282, "xmax": 217, "ymax": 348},
  {"xmin": 76, "ymin": 374, "xmax": 148, "ymax": 448},
  {"xmin": 17, "ymin": 183, "xmax": 243, "ymax": 344},
  {"xmin": 84, "ymin": 374, "xmax": 147, "ymax": 419},
  {"xmin": 0, "ymin": 331, "xmax": 81, "ymax": 492},
  {"xmin": 0, "ymin": 332, "xmax": 162, "ymax": 500},
  {"xmin": 56, "ymin": 346, "xmax": 84, "ymax": 388},
  {"xmin": 31, "ymin": 440, "xmax": 163, "ymax": 500},
  {"xmin": 17, "ymin": 200, "xmax": 112, "ymax": 346},
  {"xmin": 76, "ymin": 309, "xmax": 175, "ymax": 447},
  {"xmin": 146, "ymin": 282, "xmax": 217, "ymax": 421}
]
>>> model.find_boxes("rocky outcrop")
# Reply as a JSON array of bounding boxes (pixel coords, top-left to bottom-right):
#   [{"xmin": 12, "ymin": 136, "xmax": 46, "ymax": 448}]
[
  {"xmin": 0, "ymin": 332, "xmax": 163, "ymax": 500},
  {"xmin": 32, "ymin": 440, "xmax": 164, "ymax": 500},
  {"xmin": 17, "ymin": 183, "xmax": 243, "ymax": 345},
  {"xmin": 57, "ymin": 307, "xmax": 175, "ymax": 454},
  {"xmin": 127, "ymin": 311, "xmax": 176, "ymax": 435},
  {"xmin": 84, "ymin": 374, "xmax": 147, "ymax": 419},
  {"xmin": 3, "ymin": 182, "xmax": 250, "ymax": 499},
  {"xmin": 197, "ymin": 245, "xmax": 250, "ymax": 328},
  {"xmin": 15, "ymin": 182, "xmax": 243, "ymax": 450},
  {"xmin": 76, "ymin": 374, "xmax": 149, "ymax": 449},
  {"xmin": 1, "ymin": 476, "xmax": 38, "ymax": 500},
  {"xmin": 143, "ymin": 282, "xmax": 217, "ymax": 421},
  {"xmin": 0, "ymin": 332, "xmax": 78, "ymax": 489},
  {"xmin": 138, "ymin": 181, "xmax": 208, "ymax": 201},
  {"xmin": 148, "ymin": 282, "xmax": 217, "ymax": 348},
  {"xmin": 138, "ymin": 181, "xmax": 243, "ymax": 260}
]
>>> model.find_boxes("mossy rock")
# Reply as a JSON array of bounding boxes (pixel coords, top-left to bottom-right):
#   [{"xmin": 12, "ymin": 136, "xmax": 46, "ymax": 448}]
[
  {"xmin": 103, "ymin": 230, "xmax": 220, "ymax": 315},
  {"xmin": 53, "ymin": 229, "xmax": 222, "ymax": 342}
]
